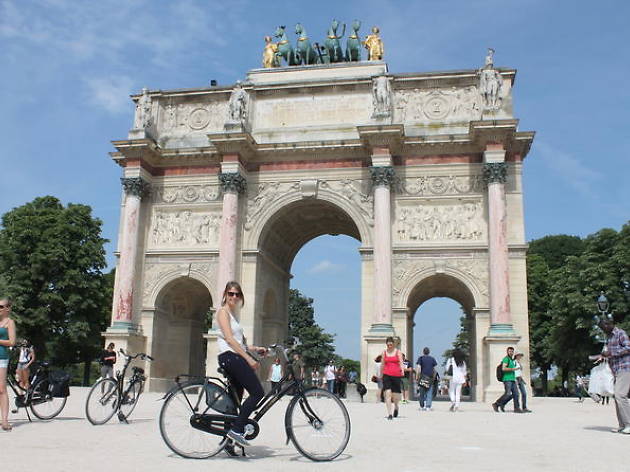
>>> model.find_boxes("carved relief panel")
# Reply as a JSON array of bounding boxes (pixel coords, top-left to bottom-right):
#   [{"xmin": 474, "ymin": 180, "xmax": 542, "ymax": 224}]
[
  {"xmin": 396, "ymin": 174, "xmax": 484, "ymax": 197},
  {"xmin": 157, "ymin": 97, "xmax": 228, "ymax": 136},
  {"xmin": 394, "ymin": 87, "xmax": 483, "ymax": 124},
  {"xmin": 396, "ymin": 201, "xmax": 485, "ymax": 242},
  {"xmin": 148, "ymin": 209, "xmax": 221, "ymax": 249},
  {"xmin": 152, "ymin": 184, "xmax": 220, "ymax": 205}
]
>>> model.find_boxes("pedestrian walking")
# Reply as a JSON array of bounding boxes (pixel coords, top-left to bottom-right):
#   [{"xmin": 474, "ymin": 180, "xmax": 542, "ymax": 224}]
[
  {"xmin": 514, "ymin": 352, "xmax": 532, "ymax": 412},
  {"xmin": 597, "ymin": 317, "xmax": 630, "ymax": 434},
  {"xmin": 335, "ymin": 366, "xmax": 347, "ymax": 398},
  {"xmin": 492, "ymin": 346, "xmax": 522, "ymax": 413},
  {"xmin": 0, "ymin": 297, "xmax": 17, "ymax": 432},
  {"xmin": 415, "ymin": 347, "xmax": 437, "ymax": 411},
  {"xmin": 324, "ymin": 360, "xmax": 336, "ymax": 394},
  {"xmin": 268, "ymin": 357, "xmax": 283, "ymax": 393},
  {"xmin": 380, "ymin": 336, "xmax": 404, "ymax": 420},
  {"xmin": 100, "ymin": 342, "xmax": 117, "ymax": 380},
  {"xmin": 445, "ymin": 349, "xmax": 467, "ymax": 412},
  {"xmin": 16, "ymin": 339, "xmax": 35, "ymax": 390},
  {"xmin": 401, "ymin": 354, "xmax": 413, "ymax": 404}
]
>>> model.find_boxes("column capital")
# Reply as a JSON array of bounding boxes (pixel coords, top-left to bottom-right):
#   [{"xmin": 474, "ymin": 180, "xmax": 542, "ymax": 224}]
[
  {"xmin": 482, "ymin": 162, "xmax": 507, "ymax": 184},
  {"xmin": 121, "ymin": 177, "xmax": 151, "ymax": 198},
  {"xmin": 369, "ymin": 166, "xmax": 395, "ymax": 188},
  {"xmin": 219, "ymin": 172, "xmax": 247, "ymax": 194}
]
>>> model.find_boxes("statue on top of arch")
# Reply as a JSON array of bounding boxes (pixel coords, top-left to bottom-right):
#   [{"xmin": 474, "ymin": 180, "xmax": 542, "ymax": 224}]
[
  {"xmin": 478, "ymin": 48, "xmax": 503, "ymax": 111},
  {"xmin": 261, "ymin": 20, "xmax": 384, "ymax": 68}
]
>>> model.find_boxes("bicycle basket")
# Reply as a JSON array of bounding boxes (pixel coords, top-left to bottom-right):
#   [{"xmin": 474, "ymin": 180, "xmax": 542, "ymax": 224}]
[
  {"xmin": 205, "ymin": 382, "xmax": 237, "ymax": 415},
  {"xmin": 132, "ymin": 366, "xmax": 145, "ymax": 375}
]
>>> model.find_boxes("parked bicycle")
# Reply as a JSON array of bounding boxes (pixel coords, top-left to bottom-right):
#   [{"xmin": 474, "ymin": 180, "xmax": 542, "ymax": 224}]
[
  {"xmin": 85, "ymin": 349, "xmax": 153, "ymax": 425},
  {"xmin": 159, "ymin": 344, "xmax": 351, "ymax": 461},
  {"xmin": 7, "ymin": 360, "xmax": 69, "ymax": 421}
]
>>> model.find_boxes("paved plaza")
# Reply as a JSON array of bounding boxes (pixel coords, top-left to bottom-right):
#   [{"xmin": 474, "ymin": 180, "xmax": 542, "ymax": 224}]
[{"xmin": 4, "ymin": 387, "xmax": 628, "ymax": 471}]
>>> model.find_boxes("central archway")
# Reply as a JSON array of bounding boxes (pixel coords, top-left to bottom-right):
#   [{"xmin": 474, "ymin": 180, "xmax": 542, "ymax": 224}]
[{"xmin": 251, "ymin": 197, "xmax": 364, "ymax": 374}]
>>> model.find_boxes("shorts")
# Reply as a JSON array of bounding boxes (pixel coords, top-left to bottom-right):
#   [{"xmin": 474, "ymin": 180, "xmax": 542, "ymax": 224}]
[
  {"xmin": 382, "ymin": 374, "xmax": 402, "ymax": 393},
  {"xmin": 17, "ymin": 362, "xmax": 30, "ymax": 371},
  {"xmin": 0, "ymin": 359, "xmax": 8, "ymax": 368},
  {"xmin": 401, "ymin": 377, "xmax": 410, "ymax": 390}
]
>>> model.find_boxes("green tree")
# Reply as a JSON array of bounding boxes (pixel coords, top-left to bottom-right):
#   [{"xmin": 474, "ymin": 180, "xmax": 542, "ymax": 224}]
[
  {"xmin": 528, "ymin": 234, "xmax": 584, "ymax": 270},
  {"xmin": 287, "ymin": 288, "xmax": 336, "ymax": 369},
  {"xmin": 526, "ymin": 253, "xmax": 554, "ymax": 393},
  {"xmin": 0, "ymin": 196, "xmax": 111, "ymax": 384}
]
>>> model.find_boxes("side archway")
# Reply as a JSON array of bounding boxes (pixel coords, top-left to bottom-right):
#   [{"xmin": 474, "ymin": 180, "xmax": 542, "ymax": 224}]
[{"xmin": 150, "ymin": 277, "xmax": 212, "ymax": 390}]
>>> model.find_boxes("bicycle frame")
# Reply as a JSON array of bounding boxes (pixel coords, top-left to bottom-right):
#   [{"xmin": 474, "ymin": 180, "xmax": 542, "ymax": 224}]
[{"xmin": 6, "ymin": 363, "xmax": 50, "ymax": 422}]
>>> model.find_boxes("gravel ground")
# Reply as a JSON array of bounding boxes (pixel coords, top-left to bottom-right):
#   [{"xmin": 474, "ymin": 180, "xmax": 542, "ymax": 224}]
[{"xmin": 4, "ymin": 387, "xmax": 627, "ymax": 472}]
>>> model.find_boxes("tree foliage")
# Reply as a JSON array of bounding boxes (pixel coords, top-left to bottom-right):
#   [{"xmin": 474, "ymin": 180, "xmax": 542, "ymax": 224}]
[
  {"xmin": 527, "ymin": 224, "xmax": 630, "ymax": 391},
  {"xmin": 0, "ymin": 196, "xmax": 111, "ymax": 380},
  {"xmin": 443, "ymin": 309, "xmax": 472, "ymax": 363},
  {"xmin": 287, "ymin": 288, "xmax": 336, "ymax": 369}
]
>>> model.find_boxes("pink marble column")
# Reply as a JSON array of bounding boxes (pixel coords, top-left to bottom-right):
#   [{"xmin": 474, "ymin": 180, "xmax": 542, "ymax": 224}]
[
  {"xmin": 370, "ymin": 165, "xmax": 395, "ymax": 329},
  {"xmin": 483, "ymin": 161, "xmax": 512, "ymax": 331},
  {"xmin": 114, "ymin": 177, "xmax": 150, "ymax": 327},
  {"xmin": 216, "ymin": 172, "xmax": 246, "ymax": 303}
]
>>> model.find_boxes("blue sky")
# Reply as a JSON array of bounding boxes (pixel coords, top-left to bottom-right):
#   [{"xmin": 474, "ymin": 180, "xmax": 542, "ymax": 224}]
[{"xmin": 1, "ymin": 1, "xmax": 628, "ymax": 364}]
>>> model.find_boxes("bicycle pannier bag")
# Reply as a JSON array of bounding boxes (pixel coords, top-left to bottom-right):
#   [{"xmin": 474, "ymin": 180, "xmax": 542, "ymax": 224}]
[
  {"xmin": 49, "ymin": 370, "xmax": 71, "ymax": 397},
  {"xmin": 205, "ymin": 382, "xmax": 237, "ymax": 415}
]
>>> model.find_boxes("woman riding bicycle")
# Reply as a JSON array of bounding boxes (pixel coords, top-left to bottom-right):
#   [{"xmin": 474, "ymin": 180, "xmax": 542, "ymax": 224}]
[{"xmin": 215, "ymin": 281, "xmax": 267, "ymax": 447}]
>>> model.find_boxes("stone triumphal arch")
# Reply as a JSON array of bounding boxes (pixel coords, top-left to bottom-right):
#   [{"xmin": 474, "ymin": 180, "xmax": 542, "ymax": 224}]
[{"xmin": 105, "ymin": 56, "xmax": 535, "ymax": 400}]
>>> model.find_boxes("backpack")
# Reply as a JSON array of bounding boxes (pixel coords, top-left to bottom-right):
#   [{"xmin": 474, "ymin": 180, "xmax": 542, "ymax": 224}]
[{"xmin": 496, "ymin": 362, "xmax": 504, "ymax": 382}]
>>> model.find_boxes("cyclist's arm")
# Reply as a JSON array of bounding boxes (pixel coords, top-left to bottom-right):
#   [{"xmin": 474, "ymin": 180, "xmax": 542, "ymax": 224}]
[{"xmin": 216, "ymin": 308, "xmax": 258, "ymax": 369}]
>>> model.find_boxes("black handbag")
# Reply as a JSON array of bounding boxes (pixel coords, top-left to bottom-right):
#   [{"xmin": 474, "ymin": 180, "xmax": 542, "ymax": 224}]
[{"xmin": 418, "ymin": 375, "xmax": 432, "ymax": 389}]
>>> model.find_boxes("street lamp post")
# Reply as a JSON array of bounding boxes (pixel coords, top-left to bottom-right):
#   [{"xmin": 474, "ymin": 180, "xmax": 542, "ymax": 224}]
[{"xmin": 597, "ymin": 291, "xmax": 610, "ymax": 319}]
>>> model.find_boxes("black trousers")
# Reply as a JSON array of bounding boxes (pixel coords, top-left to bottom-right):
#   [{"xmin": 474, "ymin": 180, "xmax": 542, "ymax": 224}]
[{"xmin": 218, "ymin": 351, "xmax": 264, "ymax": 434}]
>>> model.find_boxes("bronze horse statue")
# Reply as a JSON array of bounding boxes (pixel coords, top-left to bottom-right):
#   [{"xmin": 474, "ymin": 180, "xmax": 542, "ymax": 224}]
[
  {"xmin": 274, "ymin": 25, "xmax": 298, "ymax": 66},
  {"xmin": 295, "ymin": 23, "xmax": 319, "ymax": 65}
]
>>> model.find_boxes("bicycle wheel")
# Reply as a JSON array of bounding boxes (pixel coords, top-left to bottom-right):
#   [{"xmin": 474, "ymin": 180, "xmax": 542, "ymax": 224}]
[
  {"xmin": 285, "ymin": 387, "xmax": 351, "ymax": 461},
  {"xmin": 85, "ymin": 378, "xmax": 119, "ymax": 425},
  {"xmin": 119, "ymin": 380, "xmax": 142, "ymax": 420},
  {"xmin": 159, "ymin": 380, "xmax": 227, "ymax": 459},
  {"xmin": 30, "ymin": 379, "xmax": 67, "ymax": 420}
]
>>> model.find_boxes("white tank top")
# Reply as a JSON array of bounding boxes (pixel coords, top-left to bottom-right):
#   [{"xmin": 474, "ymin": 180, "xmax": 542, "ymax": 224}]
[
  {"xmin": 216, "ymin": 309, "xmax": 245, "ymax": 355},
  {"xmin": 19, "ymin": 347, "xmax": 31, "ymax": 363}
]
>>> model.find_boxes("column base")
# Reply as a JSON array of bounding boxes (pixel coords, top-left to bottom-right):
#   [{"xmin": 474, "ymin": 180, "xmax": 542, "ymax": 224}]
[
  {"xmin": 488, "ymin": 323, "xmax": 516, "ymax": 336},
  {"xmin": 368, "ymin": 323, "xmax": 395, "ymax": 336},
  {"xmin": 107, "ymin": 321, "xmax": 141, "ymax": 334}
]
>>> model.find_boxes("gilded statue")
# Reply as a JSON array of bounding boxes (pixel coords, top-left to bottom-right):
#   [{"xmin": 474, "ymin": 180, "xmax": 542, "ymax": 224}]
[
  {"xmin": 363, "ymin": 26, "xmax": 384, "ymax": 61},
  {"xmin": 262, "ymin": 36, "xmax": 279, "ymax": 68}
]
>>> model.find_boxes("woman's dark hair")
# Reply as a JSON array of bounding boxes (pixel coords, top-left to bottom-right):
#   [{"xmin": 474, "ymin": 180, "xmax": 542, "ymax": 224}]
[
  {"xmin": 385, "ymin": 336, "xmax": 395, "ymax": 345},
  {"xmin": 375, "ymin": 355, "xmax": 382, "ymax": 362},
  {"xmin": 453, "ymin": 349, "xmax": 466, "ymax": 367},
  {"xmin": 221, "ymin": 281, "xmax": 245, "ymax": 307},
  {"xmin": 107, "ymin": 343, "xmax": 115, "ymax": 350}
]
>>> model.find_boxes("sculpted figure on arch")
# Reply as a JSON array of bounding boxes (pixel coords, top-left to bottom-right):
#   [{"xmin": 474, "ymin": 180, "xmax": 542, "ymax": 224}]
[
  {"xmin": 262, "ymin": 36, "xmax": 279, "ymax": 68},
  {"xmin": 363, "ymin": 26, "xmax": 384, "ymax": 61}
]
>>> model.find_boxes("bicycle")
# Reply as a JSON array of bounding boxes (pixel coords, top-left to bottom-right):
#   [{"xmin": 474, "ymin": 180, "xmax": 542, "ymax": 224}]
[
  {"xmin": 85, "ymin": 349, "xmax": 153, "ymax": 425},
  {"xmin": 159, "ymin": 344, "xmax": 351, "ymax": 461},
  {"xmin": 7, "ymin": 360, "xmax": 68, "ymax": 421}
]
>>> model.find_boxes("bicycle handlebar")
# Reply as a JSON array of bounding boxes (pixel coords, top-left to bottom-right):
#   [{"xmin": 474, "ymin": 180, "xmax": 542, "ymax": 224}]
[{"xmin": 118, "ymin": 349, "xmax": 154, "ymax": 361}]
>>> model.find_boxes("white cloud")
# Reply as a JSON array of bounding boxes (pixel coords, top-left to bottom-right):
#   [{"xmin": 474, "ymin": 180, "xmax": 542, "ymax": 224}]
[
  {"xmin": 84, "ymin": 76, "xmax": 134, "ymax": 114},
  {"xmin": 535, "ymin": 141, "xmax": 603, "ymax": 196},
  {"xmin": 308, "ymin": 260, "xmax": 344, "ymax": 274}
]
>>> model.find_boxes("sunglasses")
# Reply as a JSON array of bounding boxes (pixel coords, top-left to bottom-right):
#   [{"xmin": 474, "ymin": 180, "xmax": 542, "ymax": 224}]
[
  {"xmin": 0, "ymin": 305, "xmax": 9, "ymax": 309},
  {"xmin": 227, "ymin": 291, "xmax": 242, "ymax": 298}
]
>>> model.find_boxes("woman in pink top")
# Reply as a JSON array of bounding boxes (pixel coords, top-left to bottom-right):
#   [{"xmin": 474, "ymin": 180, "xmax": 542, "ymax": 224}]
[{"xmin": 380, "ymin": 336, "xmax": 404, "ymax": 420}]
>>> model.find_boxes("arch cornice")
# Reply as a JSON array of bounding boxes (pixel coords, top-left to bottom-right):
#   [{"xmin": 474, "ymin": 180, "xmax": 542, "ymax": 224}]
[
  {"xmin": 243, "ymin": 185, "xmax": 373, "ymax": 249},
  {"xmin": 142, "ymin": 262, "xmax": 216, "ymax": 310},
  {"xmin": 394, "ymin": 259, "xmax": 488, "ymax": 313}
]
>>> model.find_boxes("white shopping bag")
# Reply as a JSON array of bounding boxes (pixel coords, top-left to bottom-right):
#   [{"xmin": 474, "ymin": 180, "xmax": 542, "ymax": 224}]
[{"xmin": 588, "ymin": 361, "xmax": 615, "ymax": 397}]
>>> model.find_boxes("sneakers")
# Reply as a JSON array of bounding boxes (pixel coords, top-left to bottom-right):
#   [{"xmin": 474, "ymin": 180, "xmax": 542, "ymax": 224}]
[
  {"xmin": 227, "ymin": 429, "xmax": 250, "ymax": 447},
  {"xmin": 387, "ymin": 414, "xmax": 393, "ymax": 420},
  {"xmin": 449, "ymin": 404, "xmax": 455, "ymax": 412},
  {"xmin": 393, "ymin": 408, "xmax": 399, "ymax": 418},
  {"xmin": 514, "ymin": 408, "xmax": 523, "ymax": 413},
  {"xmin": 611, "ymin": 427, "xmax": 624, "ymax": 433},
  {"xmin": 492, "ymin": 402, "xmax": 499, "ymax": 412},
  {"xmin": 522, "ymin": 408, "xmax": 532, "ymax": 413}
]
